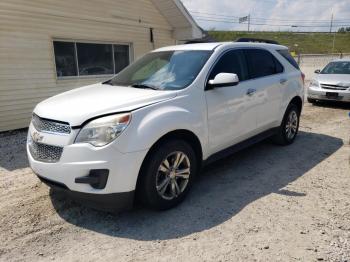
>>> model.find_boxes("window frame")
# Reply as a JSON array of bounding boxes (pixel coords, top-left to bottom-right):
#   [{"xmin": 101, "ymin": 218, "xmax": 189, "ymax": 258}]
[
  {"xmin": 205, "ymin": 47, "xmax": 285, "ymax": 90},
  {"xmin": 52, "ymin": 38, "xmax": 133, "ymax": 80}
]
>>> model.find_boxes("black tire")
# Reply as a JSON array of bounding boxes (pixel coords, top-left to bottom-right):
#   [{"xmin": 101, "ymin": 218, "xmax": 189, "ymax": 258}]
[
  {"xmin": 272, "ymin": 103, "xmax": 300, "ymax": 145},
  {"xmin": 137, "ymin": 139, "xmax": 198, "ymax": 210},
  {"xmin": 307, "ymin": 97, "xmax": 316, "ymax": 104}
]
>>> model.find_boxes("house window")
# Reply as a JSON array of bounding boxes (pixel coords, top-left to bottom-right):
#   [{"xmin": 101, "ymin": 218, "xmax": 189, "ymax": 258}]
[
  {"xmin": 114, "ymin": 45, "xmax": 130, "ymax": 74},
  {"xmin": 53, "ymin": 41, "xmax": 130, "ymax": 78},
  {"xmin": 77, "ymin": 43, "xmax": 114, "ymax": 76},
  {"xmin": 53, "ymin": 42, "xmax": 78, "ymax": 77}
]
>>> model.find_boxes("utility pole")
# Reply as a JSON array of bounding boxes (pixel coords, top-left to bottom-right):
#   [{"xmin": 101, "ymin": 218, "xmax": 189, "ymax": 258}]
[
  {"xmin": 330, "ymin": 13, "xmax": 333, "ymax": 33},
  {"xmin": 330, "ymin": 13, "xmax": 336, "ymax": 54}
]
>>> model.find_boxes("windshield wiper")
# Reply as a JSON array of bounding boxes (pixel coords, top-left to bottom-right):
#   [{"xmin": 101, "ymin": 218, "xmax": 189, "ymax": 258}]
[{"xmin": 131, "ymin": 83, "xmax": 161, "ymax": 90}]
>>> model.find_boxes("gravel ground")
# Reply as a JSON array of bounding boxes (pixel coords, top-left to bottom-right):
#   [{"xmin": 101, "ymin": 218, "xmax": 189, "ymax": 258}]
[{"xmin": 0, "ymin": 102, "xmax": 349, "ymax": 262}]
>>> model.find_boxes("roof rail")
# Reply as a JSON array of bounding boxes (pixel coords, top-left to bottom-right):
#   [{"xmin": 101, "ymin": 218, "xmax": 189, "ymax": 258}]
[
  {"xmin": 184, "ymin": 35, "xmax": 217, "ymax": 44},
  {"xmin": 235, "ymin": 38, "xmax": 280, "ymax": 45}
]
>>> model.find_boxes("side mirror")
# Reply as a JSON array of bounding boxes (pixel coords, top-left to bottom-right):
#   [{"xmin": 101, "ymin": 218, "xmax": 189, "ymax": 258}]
[
  {"xmin": 206, "ymin": 73, "xmax": 239, "ymax": 90},
  {"xmin": 314, "ymin": 69, "xmax": 321, "ymax": 74}
]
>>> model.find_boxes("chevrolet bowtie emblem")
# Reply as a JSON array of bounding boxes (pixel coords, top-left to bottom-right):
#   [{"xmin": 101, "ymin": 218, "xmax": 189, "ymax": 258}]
[{"xmin": 32, "ymin": 131, "xmax": 44, "ymax": 143}]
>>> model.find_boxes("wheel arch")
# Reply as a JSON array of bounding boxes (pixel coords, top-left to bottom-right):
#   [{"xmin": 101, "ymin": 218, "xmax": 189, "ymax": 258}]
[
  {"xmin": 135, "ymin": 129, "xmax": 203, "ymax": 195},
  {"xmin": 289, "ymin": 96, "xmax": 303, "ymax": 115}
]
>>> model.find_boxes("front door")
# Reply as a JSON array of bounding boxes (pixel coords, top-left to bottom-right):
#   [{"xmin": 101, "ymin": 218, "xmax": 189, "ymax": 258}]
[{"xmin": 205, "ymin": 49, "xmax": 259, "ymax": 155}]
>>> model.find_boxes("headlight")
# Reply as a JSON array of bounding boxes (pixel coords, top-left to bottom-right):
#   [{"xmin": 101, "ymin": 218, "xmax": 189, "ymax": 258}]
[
  {"xmin": 75, "ymin": 113, "xmax": 131, "ymax": 147},
  {"xmin": 310, "ymin": 79, "xmax": 319, "ymax": 88}
]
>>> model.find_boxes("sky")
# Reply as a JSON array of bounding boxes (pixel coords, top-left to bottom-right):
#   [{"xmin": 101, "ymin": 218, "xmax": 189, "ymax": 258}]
[{"xmin": 181, "ymin": 0, "xmax": 350, "ymax": 32}]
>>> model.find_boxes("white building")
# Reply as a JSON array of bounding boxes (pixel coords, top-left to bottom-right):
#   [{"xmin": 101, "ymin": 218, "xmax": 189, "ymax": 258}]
[{"xmin": 0, "ymin": 0, "xmax": 203, "ymax": 131}]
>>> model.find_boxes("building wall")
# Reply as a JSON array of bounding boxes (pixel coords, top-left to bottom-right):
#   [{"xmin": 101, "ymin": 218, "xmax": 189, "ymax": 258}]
[{"xmin": 0, "ymin": 0, "xmax": 176, "ymax": 131}]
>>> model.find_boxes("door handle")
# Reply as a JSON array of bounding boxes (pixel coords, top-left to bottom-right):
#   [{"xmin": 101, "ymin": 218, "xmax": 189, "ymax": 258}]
[
  {"xmin": 246, "ymin": 88, "xmax": 257, "ymax": 96},
  {"xmin": 280, "ymin": 79, "xmax": 287, "ymax": 84}
]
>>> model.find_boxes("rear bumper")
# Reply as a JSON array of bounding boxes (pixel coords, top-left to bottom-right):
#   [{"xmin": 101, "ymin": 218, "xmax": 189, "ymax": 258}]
[
  {"xmin": 38, "ymin": 174, "xmax": 134, "ymax": 212},
  {"xmin": 307, "ymin": 86, "xmax": 350, "ymax": 102}
]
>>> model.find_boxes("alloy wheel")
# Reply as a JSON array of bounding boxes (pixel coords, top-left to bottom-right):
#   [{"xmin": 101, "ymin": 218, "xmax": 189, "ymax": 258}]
[
  {"xmin": 156, "ymin": 151, "xmax": 191, "ymax": 200},
  {"xmin": 285, "ymin": 110, "xmax": 298, "ymax": 140}
]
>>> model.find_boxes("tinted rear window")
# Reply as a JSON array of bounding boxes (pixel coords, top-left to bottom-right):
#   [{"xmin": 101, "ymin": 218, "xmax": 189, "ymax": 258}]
[
  {"xmin": 277, "ymin": 49, "xmax": 300, "ymax": 70},
  {"xmin": 244, "ymin": 49, "xmax": 284, "ymax": 79}
]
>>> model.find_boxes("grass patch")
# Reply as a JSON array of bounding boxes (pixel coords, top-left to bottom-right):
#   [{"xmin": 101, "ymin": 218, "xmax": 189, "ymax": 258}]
[{"xmin": 208, "ymin": 31, "xmax": 350, "ymax": 54}]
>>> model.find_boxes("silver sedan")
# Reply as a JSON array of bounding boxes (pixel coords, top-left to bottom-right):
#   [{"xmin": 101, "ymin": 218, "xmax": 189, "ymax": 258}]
[{"xmin": 307, "ymin": 59, "xmax": 350, "ymax": 103}]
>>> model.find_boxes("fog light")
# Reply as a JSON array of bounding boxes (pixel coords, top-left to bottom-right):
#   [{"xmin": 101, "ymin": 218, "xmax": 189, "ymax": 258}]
[{"xmin": 75, "ymin": 169, "xmax": 109, "ymax": 189}]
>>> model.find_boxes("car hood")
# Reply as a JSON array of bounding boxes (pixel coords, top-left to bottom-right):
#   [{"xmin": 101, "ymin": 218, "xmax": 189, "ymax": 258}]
[
  {"xmin": 34, "ymin": 83, "xmax": 177, "ymax": 126},
  {"xmin": 316, "ymin": 74, "xmax": 350, "ymax": 86}
]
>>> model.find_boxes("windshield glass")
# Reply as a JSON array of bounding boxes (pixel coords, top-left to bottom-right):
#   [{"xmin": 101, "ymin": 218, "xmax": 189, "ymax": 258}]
[
  {"xmin": 321, "ymin": 61, "xmax": 350, "ymax": 74},
  {"xmin": 109, "ymin": 50, "xmax": 212, "ymax": 90}
]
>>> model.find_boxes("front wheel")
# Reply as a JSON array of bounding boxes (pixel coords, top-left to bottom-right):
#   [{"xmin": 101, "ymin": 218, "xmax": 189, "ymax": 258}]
[
  {"xmin": 137, "ymin": 140, "xmax": 198, "ymax": 210},
  {"xmin": 272, "ymin": 104, "xmax": 300, "ymax": 145}
]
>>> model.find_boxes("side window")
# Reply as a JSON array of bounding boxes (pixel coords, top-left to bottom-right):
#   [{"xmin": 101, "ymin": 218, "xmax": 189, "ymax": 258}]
[
  {"xmin": 244, "ymin": 49, "xmax": 283, "ymax": 79},
  {"xmin": 275, "ymin": 57, "xmax": 284, "ymax": 73},
  {"xmin": 209, "ymin": 50, "xmax": 248, "ymax": 81},
  {"xmin": 277, "ymin": 49, "xmax": 300, "ymax": 70}
]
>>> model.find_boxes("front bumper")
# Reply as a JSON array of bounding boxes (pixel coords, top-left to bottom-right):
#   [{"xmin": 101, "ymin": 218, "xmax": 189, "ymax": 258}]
[
  {"xmin": 37, "ymin": 174, "xmax": 134, "ymax": 212},
  {"xmin": 27, "ymin": 123, "xmax": 148, "ymax": 210},
  {"xmin": 307, "ymin": 86, "xmax": 350, "ymax": 102}
]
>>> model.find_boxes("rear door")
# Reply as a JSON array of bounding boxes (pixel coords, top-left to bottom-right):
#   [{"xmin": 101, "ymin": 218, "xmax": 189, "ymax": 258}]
[{"xmin": 244, "ymin": 49, "xmax": 284, "ymax": 131}]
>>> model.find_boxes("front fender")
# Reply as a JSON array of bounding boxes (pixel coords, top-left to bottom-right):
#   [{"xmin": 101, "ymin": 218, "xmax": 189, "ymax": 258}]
[{"xmin": 113, "ymin": 95, "xmax": 208, "ymax": 157}]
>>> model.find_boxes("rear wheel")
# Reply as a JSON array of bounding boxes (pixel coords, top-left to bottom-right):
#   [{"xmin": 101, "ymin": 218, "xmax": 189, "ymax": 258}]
[
  {"xmin": 272, "ymin": 104, "xmax": 300, "ymax": 145},
  {"xmin": 138, "ymin": 140, "xmax": 197, "ymax": 210}
]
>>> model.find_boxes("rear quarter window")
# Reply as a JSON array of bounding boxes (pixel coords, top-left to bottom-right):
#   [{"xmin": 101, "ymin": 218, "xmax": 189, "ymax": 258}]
[{"xmin": 277, "ymin": 49, "xmax": 300, "ymax": 70}]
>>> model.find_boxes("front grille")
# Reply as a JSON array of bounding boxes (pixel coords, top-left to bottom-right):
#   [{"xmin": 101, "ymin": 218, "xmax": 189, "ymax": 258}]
[
  {"xmin": 32, "ymin": 114, "xmax": 71, "ymax": 134},
  {"xmin": 29, "ymin": 140, "xmax": 63, "ymax": 163},
  {"xmin": 320, "ymin": 84, "xmax": 348, "ymax": 91}
]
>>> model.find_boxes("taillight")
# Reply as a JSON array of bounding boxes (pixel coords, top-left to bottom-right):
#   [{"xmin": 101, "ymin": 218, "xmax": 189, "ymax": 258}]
[{"xmin": 301, "ymin": 72, "xmax": 305, "ymax": 85}]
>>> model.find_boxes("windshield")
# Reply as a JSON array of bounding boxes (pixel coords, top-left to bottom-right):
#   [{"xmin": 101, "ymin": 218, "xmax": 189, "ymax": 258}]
[
  {"xmin": 109, "ymin": 50, "xmax": 212, "ymax": 90},
  {"xmin": 321, "ymin": 61, "xmax": 350, "ymax": 74}
]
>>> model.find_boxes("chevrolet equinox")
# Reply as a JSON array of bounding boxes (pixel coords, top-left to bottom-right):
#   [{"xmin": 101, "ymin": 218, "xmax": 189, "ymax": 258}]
[{"xmin": 27, "ymin": 41, "xmax": 304, "ymax": 211}]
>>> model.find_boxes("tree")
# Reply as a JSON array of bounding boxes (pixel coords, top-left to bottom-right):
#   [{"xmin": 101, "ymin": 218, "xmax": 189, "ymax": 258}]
[{"xmin": 338, "ymin": 27, "xmax": 350, "ymax": 33}]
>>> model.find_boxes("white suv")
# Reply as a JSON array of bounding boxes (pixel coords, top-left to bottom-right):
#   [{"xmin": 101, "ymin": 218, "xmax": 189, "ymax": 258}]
[{"xmin": 27, "ymin": 41, "xmax": 304, "ymax": 211}]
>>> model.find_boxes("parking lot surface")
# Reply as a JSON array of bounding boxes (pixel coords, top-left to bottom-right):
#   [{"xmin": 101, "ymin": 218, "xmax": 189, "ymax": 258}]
[{"xmin": 0, "ymin": 102, "xmax": 349, "ymax": 262}]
